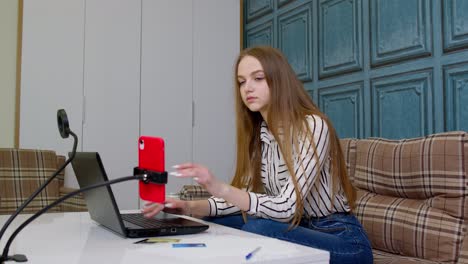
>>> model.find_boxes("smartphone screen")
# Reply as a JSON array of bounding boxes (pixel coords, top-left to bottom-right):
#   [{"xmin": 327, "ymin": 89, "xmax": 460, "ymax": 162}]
[{"xmin": 138, "ymin": 136, "xmax": 166, "ymax": 203}]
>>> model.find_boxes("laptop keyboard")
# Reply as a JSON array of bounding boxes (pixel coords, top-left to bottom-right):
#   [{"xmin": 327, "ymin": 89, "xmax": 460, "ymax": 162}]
[{"xmin": 121, "ymin": 213, "xmax": 182, "ymax": 228}]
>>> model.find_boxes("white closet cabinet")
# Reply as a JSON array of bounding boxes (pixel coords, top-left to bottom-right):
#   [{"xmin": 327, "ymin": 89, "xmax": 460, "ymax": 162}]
[
  {"xmin": 81, "ymin": 0, "xmax": 141, "ymax": 209},
  {"xmin": 20, "ymin": 0, "xmax": 239, "ymax": 210},
  {"xmin": 192, "ymin": 0, "xmax": 238, "ymax": 193},
  {"xmin": 140, "ymin": 0, "xmax": 194, "ymax": 196},
  {"xmin": 20, "ymin": 0, "xmax": 85, "ymax": 186},
  {"xmin": 140, "ymin": 0, "xmax": 239, "ymax": 195}
]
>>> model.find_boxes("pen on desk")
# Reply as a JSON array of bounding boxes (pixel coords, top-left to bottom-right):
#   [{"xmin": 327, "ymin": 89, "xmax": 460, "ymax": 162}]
[
  {"xmin": 245, "ymin": 246, "xmax": 262, "ymax": 260},
  {"xmin": 134, "ymin": 238, "xmax": 147, "ymax": 244}
]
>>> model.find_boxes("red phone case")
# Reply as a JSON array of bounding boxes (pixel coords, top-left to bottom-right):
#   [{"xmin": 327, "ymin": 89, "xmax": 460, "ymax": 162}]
[{"xmin": 138, "ymin": 136, "xmax": 166, "ymax": 203}]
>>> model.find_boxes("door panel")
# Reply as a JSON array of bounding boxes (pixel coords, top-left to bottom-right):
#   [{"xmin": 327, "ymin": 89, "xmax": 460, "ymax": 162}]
[
  {"xmin": 371, "ymin": 71, "xmax": 433, "ymax": 139},
  {"xmin": 82, "ymin": 0, "xmax": 141, "ymax": 210},
  {"xmin": 318, "ymin": 82, "xmax": 364, "ymax": 138},
  {"xmin": 140, "ymin": 0, "xmax": 193, "ymax": 195},
  {"xmin": 319, "ymin": 0, "xmax": 363, "ymax": 78},
  {"xmin": 246, "ymin": 20, "xmax": 274, "ymax": 47},
  {"xmin": 443, "ymin": 0, "xmax": 468, "ymax": 52},
  {"xmin": 444, "ymin": 63, "xmax": 468, "ymax": 131},
  {"xmin": 370, "ymin": 0, "xmax": 432, "ymax": 66},
  {"xmin": 20, "ymin": 0, "xmax": 85, "ymax": 185},
  {"xmin": 192, "ymin": 0, "xmax": 239, "ymax": 187},
  {"xmin": 246, "ymin": 0, "xmax": 274, "ymax": 22},
  {"xmin": 278, "ymin": 2, "xmax": 313, "ymax": 81}
]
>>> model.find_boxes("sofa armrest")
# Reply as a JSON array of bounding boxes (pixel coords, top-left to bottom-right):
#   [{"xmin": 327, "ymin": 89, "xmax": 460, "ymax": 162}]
[
  {"xmin": 0, "ymin": 148, "xmax": 62, "ymax": 214},
  {"xmin": 458, "ymin": 224, "xmax": 468, "ymax": 263},
  {"xmin": 59, "ymin": 187, "xmax": 87, "ymax": 212}
]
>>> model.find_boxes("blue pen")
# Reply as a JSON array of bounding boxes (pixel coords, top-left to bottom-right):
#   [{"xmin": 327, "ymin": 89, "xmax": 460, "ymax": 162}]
[{"xmin": 245, "ymin": 246, "xmax": 262, "ymax": 260}]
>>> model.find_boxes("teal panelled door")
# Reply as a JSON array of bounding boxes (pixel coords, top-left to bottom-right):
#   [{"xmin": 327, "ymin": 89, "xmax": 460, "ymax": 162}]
[{"xmin": 243, "ymin": 0, "xmax": 468, "ymax": 139}]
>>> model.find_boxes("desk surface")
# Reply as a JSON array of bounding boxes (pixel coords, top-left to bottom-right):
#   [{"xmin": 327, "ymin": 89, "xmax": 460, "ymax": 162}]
[{"xmin": 0, "ymin": 212, "xmax": 329, "ymax": 264}]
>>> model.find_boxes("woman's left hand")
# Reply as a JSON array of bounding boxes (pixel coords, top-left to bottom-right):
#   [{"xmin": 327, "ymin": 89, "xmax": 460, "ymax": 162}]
[{"xmin": 170, "ymin": 163, "xmax": 229, "ymax": 197}]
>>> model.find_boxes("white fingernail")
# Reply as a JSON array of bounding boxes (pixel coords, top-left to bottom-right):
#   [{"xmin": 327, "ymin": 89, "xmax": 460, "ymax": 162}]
[
  {"xmin": 169, "ymin": 172, "xmax": 182, "ymax": 177},
  {"xmin": 165, "ymin": 203, "xmax": 173, "ymax": 208},
  {"xmin": 172, "ymin": 165, "xmax": 180, "ymax": 169}
]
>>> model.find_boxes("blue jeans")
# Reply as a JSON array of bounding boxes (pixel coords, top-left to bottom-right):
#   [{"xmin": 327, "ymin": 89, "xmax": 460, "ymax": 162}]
[{"xmin": 204, "ymin": 213, "xmax": 373, "ymax": 264}]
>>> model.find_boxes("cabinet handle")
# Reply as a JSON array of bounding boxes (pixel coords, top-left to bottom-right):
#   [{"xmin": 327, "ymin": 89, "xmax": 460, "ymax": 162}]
[
  {"xmin": 192, "ymin": 100, "xmax": 195, "ymax": 127},
  {"xmin": 82, "ymin": 95, "xmax": 86, "ymax": 126}
]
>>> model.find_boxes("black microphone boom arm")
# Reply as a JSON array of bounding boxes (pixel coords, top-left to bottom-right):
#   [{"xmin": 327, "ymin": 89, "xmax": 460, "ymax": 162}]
[
  {"xmin": 0, "ymin": 109, "xmax": 78, "ymax": 259},
  {"xmin": 0, "ymin": 174, "xmax": 149, "ymax": 263}
]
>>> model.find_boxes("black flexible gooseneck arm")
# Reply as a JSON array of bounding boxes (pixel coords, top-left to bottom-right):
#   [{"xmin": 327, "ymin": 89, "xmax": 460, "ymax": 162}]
[
  {"xmin": 0, "ymin": 110, "xmax": 77, "ymax": 263},
  {"xmin": 0, "ymin": 109, "xmax": 167, "ymax": 263},
  {"xmin": 0, "ymin": 174, "xmax": 145, "ymax": 263}
]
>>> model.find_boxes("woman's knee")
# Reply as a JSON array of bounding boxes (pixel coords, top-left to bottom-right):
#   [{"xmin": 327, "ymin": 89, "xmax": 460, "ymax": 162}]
[{"xmin": 241, "ymin": 218, "xmax": 262, "ymax": 233}]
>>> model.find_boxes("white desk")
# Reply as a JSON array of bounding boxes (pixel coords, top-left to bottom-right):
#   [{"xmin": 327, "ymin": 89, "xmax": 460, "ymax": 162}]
[{"xmin": 0, "ymin": 212, "xmax": 329, "ymax": 264}]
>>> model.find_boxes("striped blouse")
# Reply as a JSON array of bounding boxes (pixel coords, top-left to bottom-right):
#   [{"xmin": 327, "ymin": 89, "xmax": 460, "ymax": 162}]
[{"xmin": 207, "ymin": 115, "xmax": 351, "ymax": 222}]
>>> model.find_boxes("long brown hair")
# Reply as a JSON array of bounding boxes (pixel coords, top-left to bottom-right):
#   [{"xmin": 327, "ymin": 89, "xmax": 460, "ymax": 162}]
[{"xmin": 231, "ymin": 46, "xmax": 355, "ymax": 227}]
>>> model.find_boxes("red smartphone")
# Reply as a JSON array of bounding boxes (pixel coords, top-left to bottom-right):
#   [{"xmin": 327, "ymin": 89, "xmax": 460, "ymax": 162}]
[{"xmin": 138, "ymin": 136, "xmax": 166, "ymax": 203}]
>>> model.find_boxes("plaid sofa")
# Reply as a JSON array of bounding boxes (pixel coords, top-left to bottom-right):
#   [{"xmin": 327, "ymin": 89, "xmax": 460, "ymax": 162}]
[
  {"xmin": 174, "ymin": 132, "xmax": 468, "ymax": 263},
  {"xmin": 0, "ymin": 148, "xmax": 87, "ymax": 215},
  {"xmin": 341, "ymin": 131, "xmax": 468, "ymax": 264}
]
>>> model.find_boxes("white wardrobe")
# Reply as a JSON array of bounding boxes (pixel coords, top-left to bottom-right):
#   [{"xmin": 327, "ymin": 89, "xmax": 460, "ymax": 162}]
[{"xmin": 20, "ymin": 0, "xmax": 239, "ymax": 209}]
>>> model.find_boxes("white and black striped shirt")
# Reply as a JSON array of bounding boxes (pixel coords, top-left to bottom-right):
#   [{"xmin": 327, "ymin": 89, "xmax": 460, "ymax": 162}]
[{"xmin": 207, "ymin": 115, "xmax": 351, "ymax": 222}]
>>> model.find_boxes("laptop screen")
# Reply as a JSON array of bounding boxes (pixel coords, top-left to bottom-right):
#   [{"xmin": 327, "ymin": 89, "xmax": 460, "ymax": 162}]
[{"xmin": 70, "ymin": 152, "xmax": 126, "ymax": 235}]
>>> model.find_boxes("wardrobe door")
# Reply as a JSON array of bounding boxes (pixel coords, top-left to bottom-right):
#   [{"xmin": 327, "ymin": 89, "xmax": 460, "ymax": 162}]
[
  {"xmin": 20, "ymin": 0, "xmax": 84, "ymax": 179},
  {"xmin": 82, "ymin": 0, "xmax": 141, "ymax": 209},
  {"xmin": 140, "ymin": 0, "xmax": 194, "ymax": 194},
  {"xmin": 192, "ymin": 0, "xmax": 239, "ymax": 185}
]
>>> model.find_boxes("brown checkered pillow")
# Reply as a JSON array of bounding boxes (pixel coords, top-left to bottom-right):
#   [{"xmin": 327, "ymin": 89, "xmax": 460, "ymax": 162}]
[
  {"xmin": 339, "ymin": 138, "xmax": 357, "ymax": 183},
  {"xmin": 179, "ymin": 185, "xmax": 211, "ymax": 200},
  {"xmin": 353, "ymin": 132, "xmax": 468, "ymax": 262},
  {"xmin": 0, "ymin": 149, "xmax": 63, "ymax": 214}
]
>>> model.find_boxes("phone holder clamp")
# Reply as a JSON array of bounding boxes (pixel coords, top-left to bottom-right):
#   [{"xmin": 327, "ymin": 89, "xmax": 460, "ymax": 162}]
[{"xmin": 133, "ymin": 167, "xmax": 168, "ymax": 184}]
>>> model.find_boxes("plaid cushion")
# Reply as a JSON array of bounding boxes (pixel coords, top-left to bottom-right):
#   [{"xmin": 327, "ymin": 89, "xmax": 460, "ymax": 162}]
[
  {"xmin": 0, "ymin": 149, "xmax": 64, "ymax": 214},
  {"xmin": 340, "ymin": 139, "xmax": 357, "ymax": 183},
  {"xmin": 179, "ymin": 185, "xmax": 211, "ymax": 200},
  {"xmin": 373, "ymin": 249, "xmax": 440, "ymax": 264},
  {"xmin": 352, "ymin": 132, "xmax": 468, "ymax": 262}
]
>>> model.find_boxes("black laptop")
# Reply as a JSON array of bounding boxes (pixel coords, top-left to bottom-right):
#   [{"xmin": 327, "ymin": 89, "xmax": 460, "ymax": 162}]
[{"xmin": 70, "ymin": 152, "xmax": 209, "ymax": 238}]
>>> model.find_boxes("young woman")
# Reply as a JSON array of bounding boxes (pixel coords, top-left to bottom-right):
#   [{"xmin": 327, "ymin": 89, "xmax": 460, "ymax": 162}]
[{"xmin": 143, "ymin": 46, "xmax": 373, "ymax": 264}]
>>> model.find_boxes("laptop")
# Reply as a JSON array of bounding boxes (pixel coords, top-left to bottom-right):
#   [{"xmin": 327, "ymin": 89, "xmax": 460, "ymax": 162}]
[{"xmin": 70, "ymin": 152, "xmax": 209, "ymax": 238}]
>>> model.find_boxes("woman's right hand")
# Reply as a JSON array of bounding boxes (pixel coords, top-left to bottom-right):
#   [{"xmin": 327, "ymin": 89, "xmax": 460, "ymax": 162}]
[{"xmin": 142, "ymin": 198, "xmax": 190, "ymax": 218}]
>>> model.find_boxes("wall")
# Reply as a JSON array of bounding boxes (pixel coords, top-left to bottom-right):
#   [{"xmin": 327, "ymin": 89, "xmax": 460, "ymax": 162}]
[
  {"xmin": 0, "ymin": 0, "xmax": 18, "ymax": 148},
  {"xmin": 244, "ymin": 0, "xmax": 468, "ymax": 139}
]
